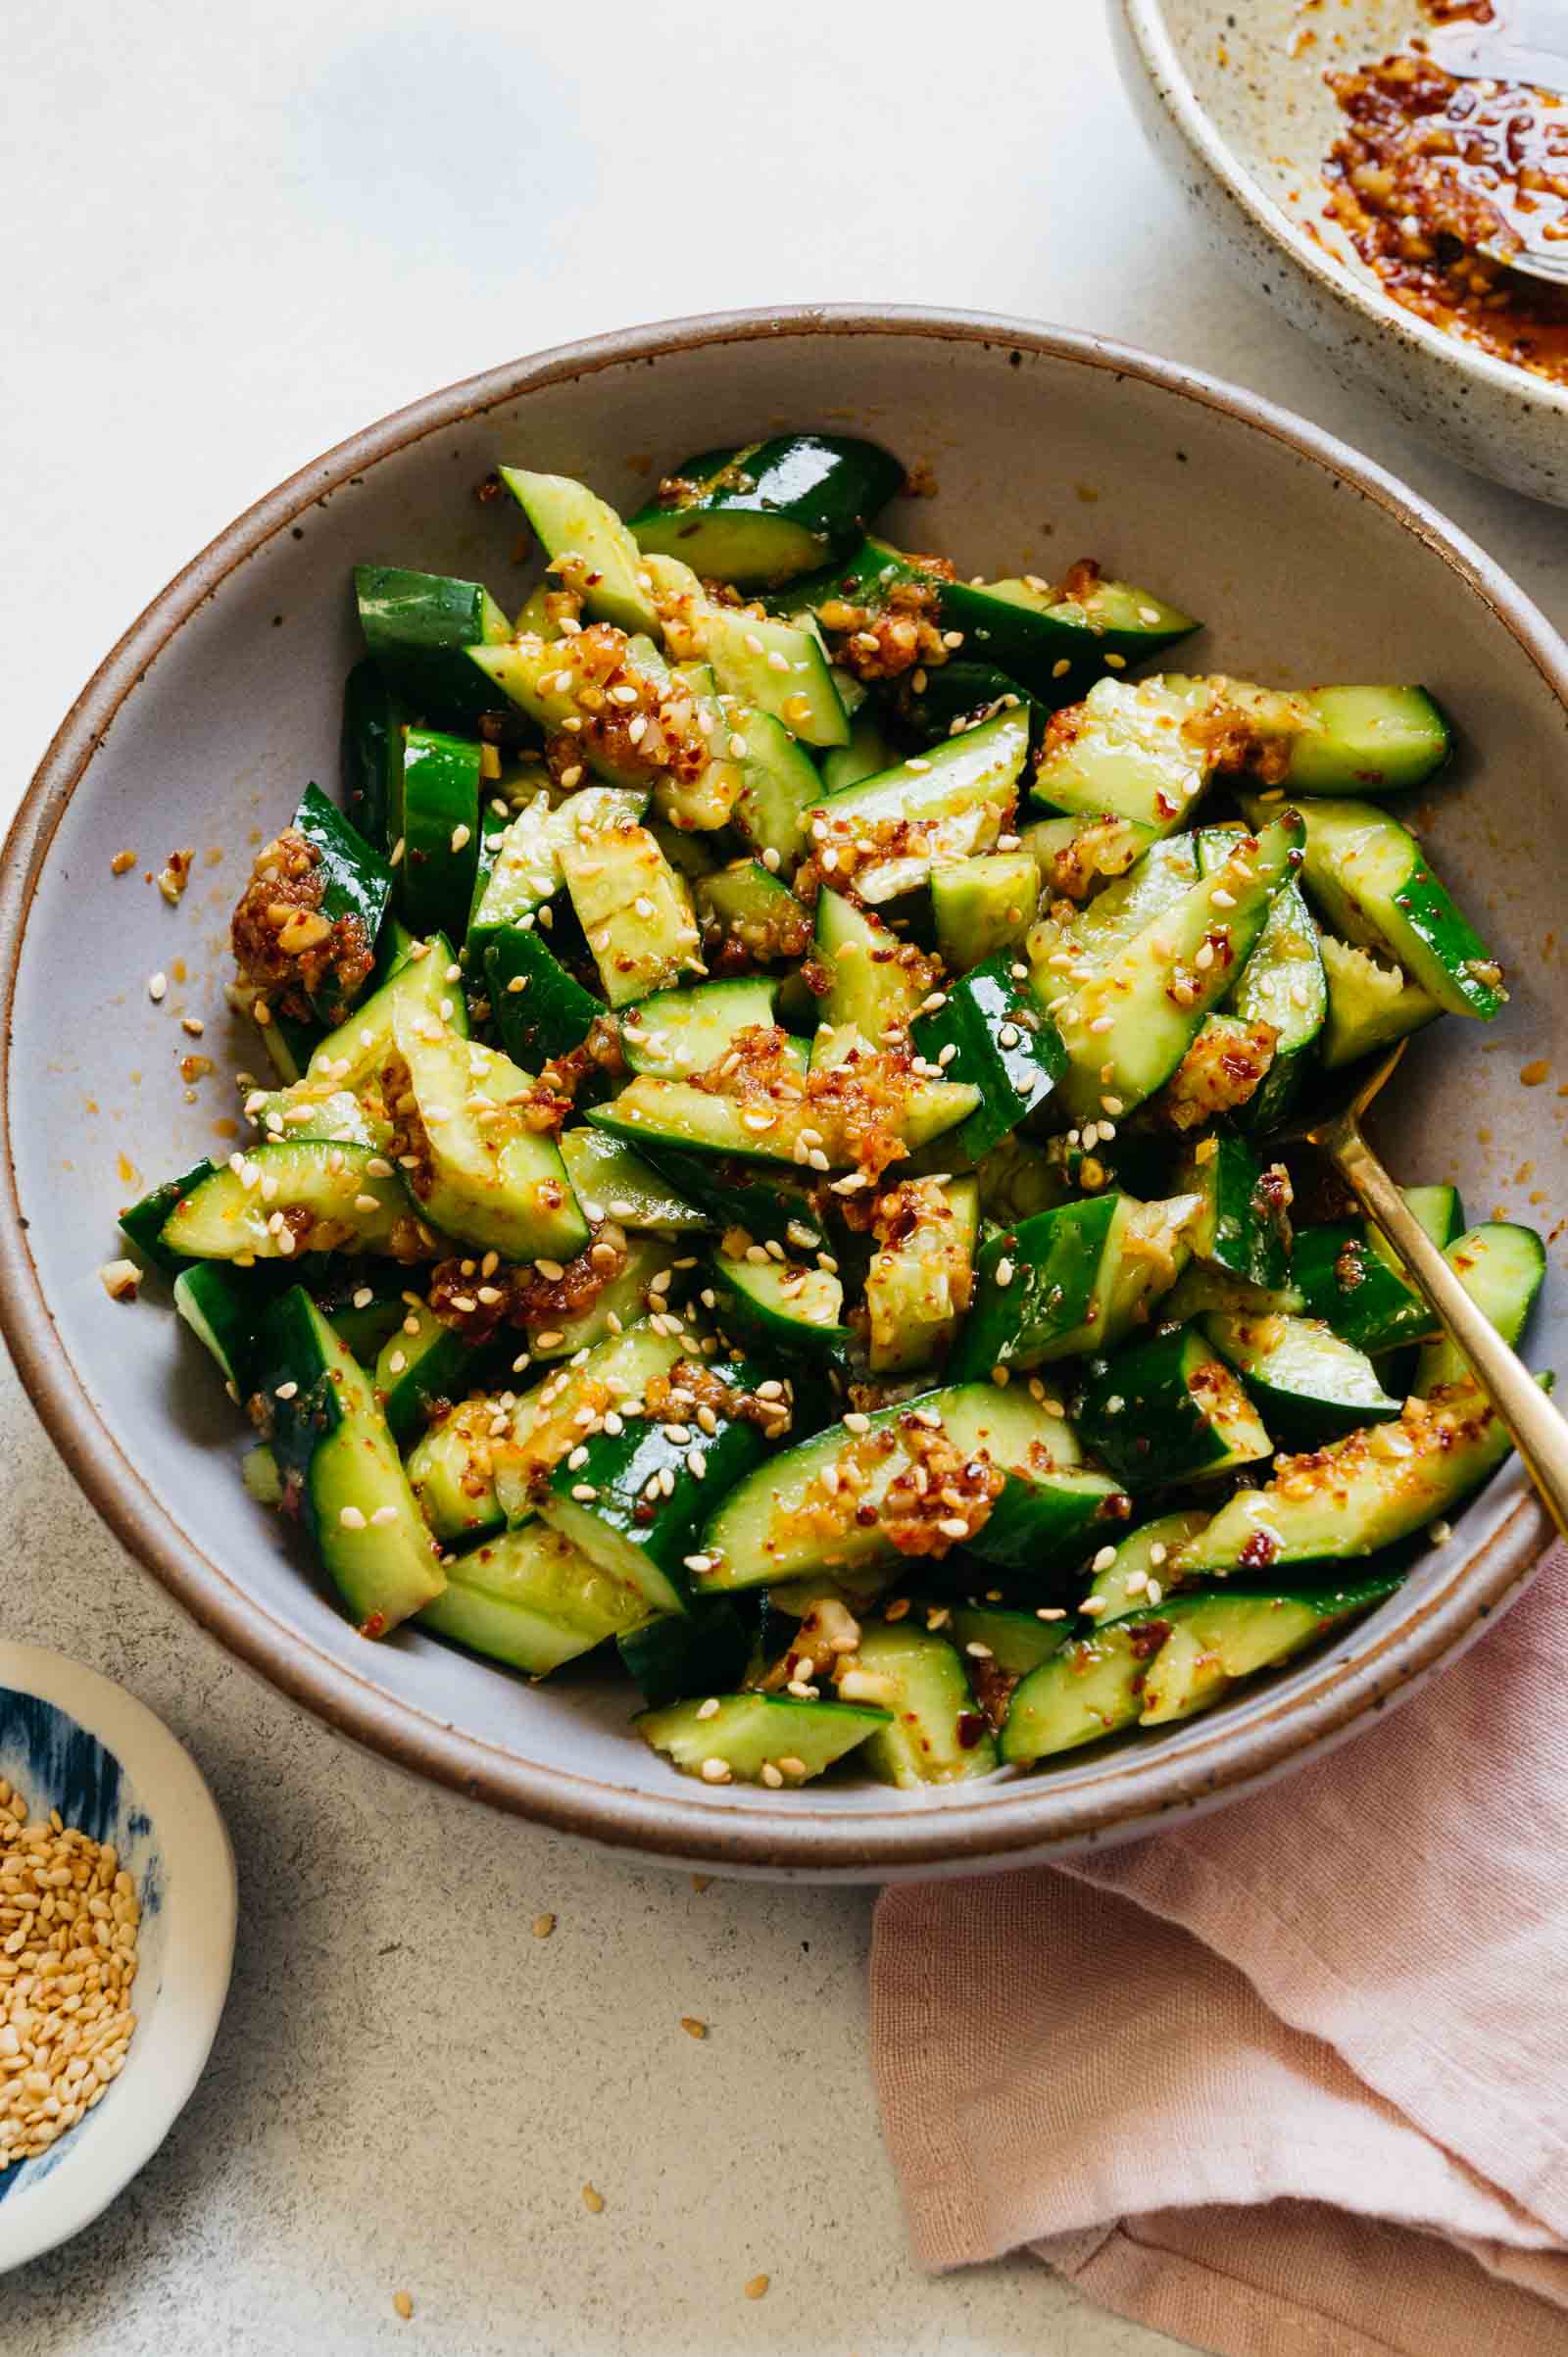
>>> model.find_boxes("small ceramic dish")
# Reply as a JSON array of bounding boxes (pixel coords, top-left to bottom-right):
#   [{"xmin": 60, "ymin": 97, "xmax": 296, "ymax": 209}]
[
  {"xmin": 0, "ymin": 1645, "xmax": 235, "ymax": 2274},
  {"xmin": 1, "ymin": 308, "xmax": 1563, "ymax": 1881},
  {"xmin": 1114, "ymin": 0, "xmax": 1568, "ymax": 504}
]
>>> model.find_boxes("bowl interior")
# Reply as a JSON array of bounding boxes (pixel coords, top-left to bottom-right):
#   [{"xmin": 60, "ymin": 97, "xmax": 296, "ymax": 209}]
[
  {"xmin": 7, "ymin": 316, "xmax": 1566, "ymax": 1872},
  {"xmin": 0, "ymin": 1693, "xmax": 165, "ymax": 2210}
]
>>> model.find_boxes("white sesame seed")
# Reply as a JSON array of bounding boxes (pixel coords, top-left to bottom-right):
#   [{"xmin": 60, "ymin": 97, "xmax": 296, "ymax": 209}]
[
  {"xmin": 147, "ymin": 971, "xmax": 168, "ymax": 1002},
  {"xmin": 339, "ymin": 1505, "xmax": 367, "ymax": 1531}
]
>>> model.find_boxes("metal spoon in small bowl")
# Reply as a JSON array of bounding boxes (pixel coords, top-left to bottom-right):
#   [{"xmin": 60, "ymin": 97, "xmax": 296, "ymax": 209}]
[
  {"xmin": 1424, "ymin": 1, "xmax": 1568, "ymax": 285},
  {"xmin": 1270, "ymin": 1038, "xmax": 1568, "ymax": 1538}
]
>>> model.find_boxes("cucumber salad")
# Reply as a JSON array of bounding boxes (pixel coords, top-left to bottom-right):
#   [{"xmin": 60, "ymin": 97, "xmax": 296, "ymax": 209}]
[{"xmin": 118, "ymin": 433, "xmax": 1548, "ymax": 1792}]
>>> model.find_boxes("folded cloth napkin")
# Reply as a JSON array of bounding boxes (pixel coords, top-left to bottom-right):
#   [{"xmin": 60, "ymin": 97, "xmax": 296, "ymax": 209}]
[{"xmin": 871, "ymin": 1541, "xmax": 1568, "ymax": 2357}]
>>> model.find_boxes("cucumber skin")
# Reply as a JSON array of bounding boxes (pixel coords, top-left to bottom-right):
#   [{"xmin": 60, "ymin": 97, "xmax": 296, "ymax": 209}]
[
  {"xmin": 484, "ymin": 929, "xmax": 602, "ymax": 1068},
  {"xmin": 293, "ymin": 784, "xmax": 395, "ymax": 1025},
  {"xmin": 356, "ymin": 565, "xmax": 512, "ymax": 732},
  {"xmin": 340, "ymin": 659, "xmax": 407, "ymax": 854},
  {"xmin": 1078, "ymin": 1327, "xmax": 1270, "ymax": 1489},
  {"xmin": 628, "ymin": 436, "xmax": 906, "ymax": 587},
  {"xmin": 121, "ymin": 1157, "xmax": 216, "ymax": 1278},
  {"xmin": 617, "ymin": 1599, "xmax": 755, "ymax": 1708},
  {"xmin": 911, "ymin": 953, "xmax": 1065, "ymax": 1164},
  {"xmin": 399, "ymin": 729, "xmax": 482, "ymax": 944}
]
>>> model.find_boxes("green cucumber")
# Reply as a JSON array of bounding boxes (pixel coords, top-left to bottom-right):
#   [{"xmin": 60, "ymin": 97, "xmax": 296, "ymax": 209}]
[
  {"xmin": 813, "ymin": 888, "xmax": 933, "ymax": 1042},
  {"xmin": 853, "ymin": 1623, "xmax": 998, "ymax": 1786},
  {"xmin": 356, "ymin": 565, "xmax": 512, "ymax": 732},
  {"xmin": 559, "ymin": 804, "xmax": 703, "ymax": 1007},
  {"xmin": 1021, "ymin": 811, "xmax": 1158, "ymax": 899},
  {"xmin": 628, "ymin": 435, "xmax": 904, "ymax": 587},
  {"xmin": 375, "ymin": 1306, "xmax": 514, "ymax": 1448},
  {"xmin": 953, "ymin": 1190, "xmax": 1198, "ymax": 1378},
  {"xmin": 804, "ymin": 711, "xmax": 1028, "ymax": 903},
  {"xmin": 587, "ymin": 1062, "xmax": 977, "ymax": 1168},
  {"xmin": 121, "ymin": 1157, "xmax": 216, "ymax": 1278},
  {"xmin": 484, "ymin": 927, "xmax": 602, "ymax": 1069},
  {"xmin": 1078, "ymin": 1327, "xmax": 1273, "ymax": 1489},
  {"xmin": 1204, "ymin": 1311, "xmax": 1402, "ymax": 1448},
  {"xmin": 557, "ymin": 1129, "xmax": 710, "ymax": 1234},
  {"xmin": 397, "ymin": 730, "xmax": 481, "ymax": 943},
  {"xmin": 257, "ymin": 1288, "xmax": 444, "ymax": 1636},
  {"xmin": 392, "ymin": 1005, "xmax": 587, "ymax": 1261},
  {"xmin": 729, "ymin": 706, "xmax": 824, "ymax": 872},
  {"xmin": 340, "ymin": 658, "xmax": 407, "ymax": 855},
  {"xmin": 1277, "ymin": 685, "xmax": 1452, "ymax": 796},
  {"xmin": 1290, "ymin": 1186, "xmax": 1462, "ymax": 1353},
  {"xmin": 1001, "ymin": 1575, "xmax": 1401, "ymax": 1761},
  {"xmin": 617, "ymin": 1597, "xmax": 755, "ymax": 1707},
  {"xmin": 865, "ymin": 1178, "xmax": 978, "ymax": 1374},
  {"xmin": 1414, "ymin": 1223, "xmax": 1547, "ymax": 1394},
  {"xmin": 497, "ymin": 467, "xmax": 658, "ymax": 636},
  {"xmin": 1318, "ymin": 934, "xmax": 1442, "ymax": 1069},
  {"xmin": 620, "ymin": 977, "xmax": 783, "ymax": 1079},
  {"xmin": 693, "ymin": 859, "xmax": 813, "ymax": 966},
  {"xmin": 700, "ymin": 605, "xmax": 848, "ymax": 748},
  {"xmin": 305, "ymin": 929, "xmax": 466, "ymax": 1091},
  {"xmin": 407, "ymin": 1395, "xmax": 507, "ymax": 1545},
  {"xmin": 635, "ymin": 1692, "xmax": 889, "ymax": 1784},
  {"xmin": 818, "ymin": 704, "xmax": 898, "ymax": 795},
  {"xmin": 1051, "ymin": 817, "xmax": 1300, "ymax": 1123},
  {"xmin": 466, "ymin": 784, "xmax": 648, "ymax": 946},
  {"xmin": 947, "ymin": 1600, "xmax": 1073, "ymax": 1683},
  {"xmin": 161, "ymin": 1141, "xmax": 416, "ymax": 1262},
  {"xmin": 1195, "ymin": 833, "xmax": 1325, "ymax": 1130},
  {"xmin": 899, "ymin": 665, "xmax": 1044, "ymax": 747},
  {"xmin": 1182, "ymin": 1133, "xmax": 1293, "ymax": 1293},
  {"xmin": 1032, "ymin": 676, "xmax": 1227, "ymax": 830},
  {"xmin": 911, "ymin": 951, "xmax": 1067, "ymax": 1164},
  {"xmin": 309, "ymin": 1266, "xmax": 409, "ymax": 1364},
  {"xmin": 419, "ymin": 1518, "xmax": 651, "ymax": 1677},
  {"xmin": 525, "ymin": 1233, "xmax": 684, "ymax": 1366},
  {"xmin": 615, "ymin": 1141, "xmax": 823, "ymax": 1252},
  {"xmin": 173, "ymin": 1261, "xmax": 276, "ymax": 1396},
  {"xmin": 931, "ymin": 853, "xmax": 1039, "ymax": 973},
  {"xmin": 1172, "ymin": 1377, "xmax": 1518, "ymax": 1577},
  {"xmin": 1282, "ymin": 796, "xmax": 1504, "ymax": 1020},
  {"xmin": 1079, "ymin": 1507, "xmax": 1211, "ymax": 1619},
  {"xmin": 289, "ymin": 784, "xmax": 394, "ymax": 1025},
  {"xmin": 709, "ymin": 1248, "xmax": 849, "ymax": 1363}
]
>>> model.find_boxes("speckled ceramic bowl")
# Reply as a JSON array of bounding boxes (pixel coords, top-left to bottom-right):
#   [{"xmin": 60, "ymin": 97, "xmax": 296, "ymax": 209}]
[
  {"xmin": 0, "ymin": 1646, "xmax": 234, "ymax": 2270},
  {"xmin": 1115, "ymin": 0, "xmax": 1568, "ymax": 504},
  {"xmin": 1, "ymin": 309, "xmax": 1564, "ymax": 1881}
]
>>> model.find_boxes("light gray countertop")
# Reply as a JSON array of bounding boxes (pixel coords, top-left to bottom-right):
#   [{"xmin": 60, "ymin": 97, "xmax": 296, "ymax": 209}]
[{"xmin": 5, "ymin": 4, "xmax": 1563, "ymax": 2350}]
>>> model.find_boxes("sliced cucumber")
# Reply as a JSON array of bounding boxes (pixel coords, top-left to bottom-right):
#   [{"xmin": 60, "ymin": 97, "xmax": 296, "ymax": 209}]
[
  {"xmin": 911, "ymin": 951, "xmax": 1066, "ymax": 1165},
  {"xmin": 407, "ymin": 1397, "xmax": 507, "ymax": 1545},
  {"xmin": 1051, "ymin": 817, "xmax": 1300, "ymax": 1123},
  {"xmin": 1318, "ymin": 933, "xmax": 1442, "ymax": 1069},
  {"xmin": 418, "ymin": 1518, "xmax": 652, "ymax": 1677},
  {"xmin": 694, "ymin": 859, "xmax": 813, "ymax": 966},
  {"xmin": 701, "ymin": 606, "xmax": 848, "ymax": 748},
  {"xmin": 1414, "ymin": 1223, "xmax": 1547, "ymax": 1394},
  {"xmin": 493, "ymin": 1322, "xmax": 688, "ymax": 1524},
  {"xmin": 621, "ymin": 977, "xmax": 783, "ymax": 1079},
  {"xmin": 947, "ymin": 1600, "xmax": 1073, "ymax": 1683},
  {"xmin": 1283, "ymin": 796, "xmax": 1505, "ymax": 1020},
  {"xmin": 392, "ymin": 1005, "xmax": 587, "ymax": 1262},
  {"xmin": 375, "ymin": 1303, "xmax": 513, "ymax": 1447},
  {"xmin": 709, "ymin": 1248, "xmax": 849, "ymax": 1364},
  {"xmin": 557, "ymin": 1129, "xmax": 710, "ymax": 1234},
  {"xmin": 1079, "ymin": 1507, "xmax": 1211, "ymax": 1619},
  {"xmin": 1182, "ymin": 1133, "xmax": 1293, "ymax": 1293},
  {"xmin": 355, "ymin": 564, "xmax": 512, "ymax": 732},
  {"xmin": 813, "ymin": 888, "xmax": 933, "ymax": 1042},
  {"xmin": 1078, "ymin": 1326, "xmax": 1273, "ymax": 1489},
  {"xmin": 1172, "ymin": 1377, "xmax": 1516, "ymax": 1576},
  {"xmin": 616, "ymin": 1141, "xmax": 824, "ymax": 1253},
  {"xmin": 865, "ymin": 1177, "xmax": 978, "ymax": 1374},
  {"xmin": 818, "ymin": 704, "xmax": 897, "ymax": 795},
  {"xmin": 617, "ymin": 1597, "xmax": 755, "ymax": 1708},
  {"xmin": 587, "ymin": 1062, "xmax": 977, "ymax": 1168},
  {"xmin": 628, "ymin": 435, "xmax": 904, "ymax": 587},
  {"xmin": 1047, "ymin": 834, "xmax": 1199, "ymax": 972},
  {"xmin": 729, "ymin": 707, "xmax": 824, "ymax": 872},
  {"xmin": 854, "ymin": 1624, "xmax": 998, "ymax": 1787},
  {"xmin": 1278, "ymin": 685, "xmax": 1452, "ymax": 796},
  {"xmin": 804, "ymin": 711, "xmax": 1028, "ymax": 903},
  {"xmin": 1001, "ymin": 1575, "xmax": 1401, "ymax": 1762},
  {"xmin": 399, "ymin": 729, "xmax": 481, "ymax": 943},
  {"xmin": 306, "ymin": 929, "xmax": 466, "ymax": 1092},
  {"xmin": 635, "ymin": 1693, "xmax": 889, "ymax": 1784},
  {"xmin": 485, "ymin": 927, "xmax": 603, "ymax": 1070},
  {"xmin": 173, "ymin": 1261, "xmax": 278, "ymax": 1395},
  {"xmin": 289, "ymin": 784, "xmax": 394, "ymax": 1025},
  {"xmin": 340, "ymin": 658, "xmax": 407, "ymax": 855},
  {"xmin": 1290, "ymin": 1187, "xmax": 1460, "ymax": 1354},
  {"xmin": 953, "ymin": 1190, "xmax": 1198, "ymax": 1378},
  {"xmin": 161, "ymin": 1141, "xmax": 416, "ymax": 1262},
  {"xmin": 1195, "ymin": 834, "xmax": 1325, "ymax": 1131},
  {"xmin": 121, "ymin": 1157, "xmax": 217, "ymax": 1279},
  {"xmin": 498, "ymin": 467, "xmax": 658, "ymax": 636},
  {"xmin": 1032, "ymin": 676, "xmax": 1227, "ymax": 830},
  {"xmin": 559, "ymin": 802, "xmax": 703, "ymax": 1007},
  {"xmin": 1204, "ymin": 1311, "xmax": 1402, "ymax": 1448},
  {"xmin": 931, "ymin": 853, "xmax": 1039, "ymax": 973},
  {"xmin": 257, "ymin": 1288, "xmax": 444, "ymax": 1636},
  {"xmin": 1021, "ymin": 810, "xmax": 1157, "ymax": 899}
]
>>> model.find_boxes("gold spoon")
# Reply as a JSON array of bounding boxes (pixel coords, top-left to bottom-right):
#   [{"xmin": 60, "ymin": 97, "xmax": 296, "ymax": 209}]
[{"xmin": 1275, "ymin": 1039, "xmax": 1568, "ymax": 1541}]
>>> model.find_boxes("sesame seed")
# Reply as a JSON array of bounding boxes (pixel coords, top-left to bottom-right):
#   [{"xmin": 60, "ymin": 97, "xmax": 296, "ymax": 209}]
[
  {"xmin": 777, "ymin": 1756, "xmax": 807, "ymax": 1778},
  {"xmin": 700, "ymin": 1757, "xmax": 731, "ymax": 1784},
  {"xmin": 1091, "ymin": 1544, "xmax": 1117, "ymax": 1573},
  {"xmin": 450, "ymin": 823, "xmax": 471, "ymax": 854},
  {"xmin": 338, "ymin": 1505, "xmax": 367, "ymax": 1530},
  {"xmin": 1081, "ymin": 1594, "xmax": 1107, "ymax": 1615},
  {"xmin": 1147, "ymin": 1579, "xmax": 1164, "ymax": 1604},
  {"xmin": 842, "ymin": 1411, "xmax": 870, "ymax": 1433},
  {"xmin": 147, "ymin": 970, "xmax": 168, "ymax": 1002},
  {"xmin": 995, "ymin": 1257, "xmax": 1015, "ymax": 1289}
]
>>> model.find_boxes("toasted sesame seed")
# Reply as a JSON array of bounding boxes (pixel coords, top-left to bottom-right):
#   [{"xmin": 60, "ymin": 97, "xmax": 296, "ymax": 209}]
[
  {"xmin": 581, "ymin": 2183, "xmax": 605, "ymax": 2213},
  {"xmin": 339, "ymin": 1505, "xmax": 367, "ymax": 1531},
  {"xmin": 744, "ymin": 2275, "xmax": 770, "ymax": 2301},
  {"xmin": 700, "ymin": 1757, "xmax": 731, "ymax": 1784},
  {"xmin": 995, "ymin": 1257, "xmax": 1015, "ymax": 1289},
  {"xmin": 147, "ymin": 970, "xmax": 168, "ymax": 1002}
]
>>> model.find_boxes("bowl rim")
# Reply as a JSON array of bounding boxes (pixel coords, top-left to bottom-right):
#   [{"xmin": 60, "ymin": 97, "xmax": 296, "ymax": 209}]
[
  {"xmin": 1119, "ymin": 0, "xmax": 1568, "ymax": 420},
  {"xmin": 0, "ymin": 1643, "xmax": 235, "ymax": 2271},
  {"xmin": 0, "ymin": 303, "xmax": 1559, "ymax": 1878}
]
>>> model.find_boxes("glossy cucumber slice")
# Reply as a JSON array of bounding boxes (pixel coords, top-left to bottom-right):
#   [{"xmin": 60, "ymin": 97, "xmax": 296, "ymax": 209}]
[
  {"xmin": 953, "ymin": 1190, "xmax": 1198, "ymax": 1378},
  {"xmin": 931, "ymin": 853, "xmax": 1039, "ymax": 973},
  {"xmin": 1414, "ymin": 1223, "xmax": 1547, "ymax": 1394},
  {"xmin": 899, "ymin": 665, "xmax": 1045, "ymax": 747},
  {"xmin": 1278, "ymin": 685, "xmax": 1451, "ymax": 796},
  {"xmin": 813, "ymin": 888, "xmax": 933, "ymax": 1041},
  {"xmin": 557, "ymin": 1130, "xmax": 710, "ymax": 1234},
  {"xmin": 628, "ymin": 435, "xmax": 904, "ymax": 587},
  {"xmin": 1020, "ymin": 811, "xmax": 1157, "ymax": 899},
  {"xmin": 729, "ymin": 706, "xmax": 824, "ymax": 872},
  {"xmin": 818, "ymin": 704, "xmax": 898, "ymax": 794},
  {"xmin": 120, "ymin": 1157, "xmax": 217, "ymax": 1278},
  {"xmin": 702, "ymin": 606, "xmax": 848, "ymax": 748},
  {"xmin": 635, "ymin": 1693, "xmax": 889, "ymax": 1784},
  {"xmin": 466, "ymin": 785, "xmax": 647, "ymax": 946},
  {"xmin": 1172, "ymin": 1377, "xmax": 1520, "ymax": 1577},
  {"xmin": 484, "ymin": 927, "xmax": 602, "ymax": 1069},
  {"xmin": 498, "ymin": 467, "xmax": 658, "ymax": 636},
  {"xmin": 709, "ymin": 1248, "xmax": 849, "ymax": 1364},
  {"xmin": 864, "ymin": 1177, "xmax": 978, "ymax": 1376},
  {"xmin": 407, "ymin": 1396, "xmax": 508, "ymax": 1545},
  {"xmin": 418, "ymin": 1518, "xmax": 652, "ymax": 1677},
  {"xmin": 1032, "ymin": 676, "xmax": 1228, "ymax": 830},
  {"xmin": 524, "ymin": 1233, "xmax": 684, "ymax": 1366},
  {"xmin": 586, "ymin": 1063, "xmax": 977, "ymax": 1168},
  {"xmin": 1203, "ymin": 1310, "xmax": 1402, "ymax": 1448},
  {"xmin": 306, "ymin": 929, "xmax": 466, "ymax": 1089},
  {"xmin": 1001, "ymin": 1575, "xmax": 1400, "ymax": 1762},
  {"xmin": 1049, "ymin": 834, "xmax": 1200, "ymax": 970},
  {"xmin": 1079, "ymin": 1507, "xmax": 1211, "ymax": 1619},
  {"xmin": 694, "ymin": 859, "xmax": 813, "ymax": 966},
  {"xmin": 559, "ymin": 802, "xmax": 702, "ymax": 1007},
  {"xmin": 1078, "ymin": 1326, "xmax": 1273, "ymax": 1489},
  {"xmin": 854, "ymin": 1623, "xmax": 998, "ymax": 1786},
  {"xmin": 804, "ymin": 711, "xmax": 1028, "ymax": 902},
  {"xmin": 161, "ymin": 1141, "xmax": 416, "ymax": 1262},
  {"xmin": 375, "ymin": 1306, "xmax": 514, "ymax": 1448},
  {"xmin": 620, "ymin": 977, "xmax": 784, "ymax": 1079},
  {"xmin": 396, "ymin": 729, "xmax": 482, "ymax": 943},
  {"xmin": 1318, "ymin": 934, "xmax": 1442, "ymax": 1069},
  {"xmin": 355, "ymin": 565, "xmax": 513, "ymax": 732},
  {"xmin": 493, "ymin": 1322, "xmax": 690, "ymax": 1525},
  {"xmin": 1283, "ymin": 796, "xmax": 1504, "ymax": 1019},
  {"xmin": 947, "ymin": 1600, "xmax": 1073, "ymax": 1683},
  {"xmin": 1290, "ymin": 1186, "xmax": 1460, "ymax": 1353},
  {"xmin": 172, "ymin": 1261, "xmax": 276, "ymax": 1395},
  {"xmin": 340, "ymin": 658, "xmax": 408, "ymax": 854},
  {"xmin": 391, "ymin": 1006, "xmax": 587, "ymax": 1261},
  {"xmin": 615, "ymin": 1142, "xmax": 824, "ymax": 1252},
  {"xmin": 1050, "ymin": 817, "xmax": 1300, "ymax": 1123},
  {"xmin": 911, "ymin": 951, "xmax": 1066, "ymax": 1164},
  {"xmin": 1182, "ymin": 1133, "xmax": 1293, "ymax": 1293},
  {"xmin": 617, "ymin": 1597, "xmax": 755, "ymax": 1708},
  {"xmin": 1195, "ymin": 833, "xmax": 1325, "ymax": 1131},
  {"xmin": 257, "ymin": 1287, "xmax": 445, "ymax": 1636},
  {"xmin": 288, "ymin": 784, "xmax": 394, "ymax": 1026}
]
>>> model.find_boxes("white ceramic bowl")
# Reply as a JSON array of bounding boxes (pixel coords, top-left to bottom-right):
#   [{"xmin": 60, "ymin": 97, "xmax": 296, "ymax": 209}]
[
  {"xmin": 1115, "ymin": 0, "xmax": 1568, "ymax": 504},
  {"xmin": 0, "ymin": 1645, "xmax": 235, "ymax": 2274}
]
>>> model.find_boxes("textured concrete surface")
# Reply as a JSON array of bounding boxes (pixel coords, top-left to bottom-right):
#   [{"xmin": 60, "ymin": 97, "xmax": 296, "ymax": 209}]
[{"xmin": 5, "ymin": 3, "xmax": 1564, "ymax": 2351}]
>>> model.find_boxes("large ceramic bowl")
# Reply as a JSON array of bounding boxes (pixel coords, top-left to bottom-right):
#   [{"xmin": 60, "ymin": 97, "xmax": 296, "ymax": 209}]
[
  {"xmin": 2, "ymin": 308, "xmax": 1563, "ymax": 1881},
  {"xmin": 1115, "ymin": 0, "xmax": 1568, "ymax": 505}
]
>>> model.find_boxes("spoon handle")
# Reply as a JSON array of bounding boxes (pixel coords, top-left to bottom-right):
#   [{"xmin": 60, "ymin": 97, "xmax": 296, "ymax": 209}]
[{"xmin": 1332, "ymin": 1123, "xmax": 1568, "ymax": 1544}]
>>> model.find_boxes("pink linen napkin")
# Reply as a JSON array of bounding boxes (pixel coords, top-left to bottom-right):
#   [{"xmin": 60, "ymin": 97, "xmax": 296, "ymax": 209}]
[{"xmin": 872, "ymin": 1541, "xmax": 1568, "ymax": 2356}]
